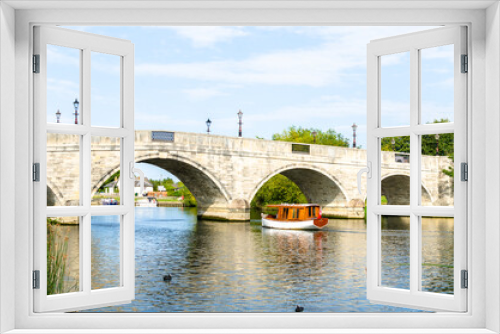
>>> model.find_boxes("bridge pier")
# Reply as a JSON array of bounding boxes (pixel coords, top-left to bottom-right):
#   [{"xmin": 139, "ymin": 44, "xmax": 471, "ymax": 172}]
[
  {"xmin": 321, "ymin": 199, "xmax": 366, "ymax": 219},
  {"xmin": 197, "ymin": 199, "xmax": 251, "ymax": 222}
]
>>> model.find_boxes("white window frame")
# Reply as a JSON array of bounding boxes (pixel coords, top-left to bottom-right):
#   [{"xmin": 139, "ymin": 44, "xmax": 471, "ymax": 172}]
[
  {"xmin": 366, "ymin": 26, "xmax": 468, "ymax": 312},
  {"xmin": 1, "ymin": 2, "xmax": 498, "ymax": 333},
  {"xmin": 33, "ymin": 25, "xmax": 136, "ymax": 313}
]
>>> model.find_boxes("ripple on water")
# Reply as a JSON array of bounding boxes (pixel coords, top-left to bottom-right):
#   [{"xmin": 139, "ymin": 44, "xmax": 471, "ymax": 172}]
[{"xmin": 82, "ymin": 207, "xmax": 452, "ymax": 313}]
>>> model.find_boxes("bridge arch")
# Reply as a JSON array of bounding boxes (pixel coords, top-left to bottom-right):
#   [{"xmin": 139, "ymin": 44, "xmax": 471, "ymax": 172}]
[
  {"xmin": 249, "ymin": 164, "xmax": 350, "ymax": 209},
  {"xmin": 91, "ymin": 154, "xmax": 231, "ymax": 204},
  {"xmin": 135, "ymin": 153, "xmax": 231, "ymax": 204},
  {"xmin": 47, "ymin": 183, "xmax": 63, "ymax": 206},
  {"xmin": 381, "ymin": 174, "xmax": 433, "ymax": 205}
]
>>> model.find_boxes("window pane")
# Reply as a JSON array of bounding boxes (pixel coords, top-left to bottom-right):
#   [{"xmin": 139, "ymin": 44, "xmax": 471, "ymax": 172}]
[
  {"xmin": 421, "ymin": 45, "xmax": 454, "ymax": 124},
  {"xmin": 47, "ymin": 217, "xmax": 80, "ymax": 295},
  {"xmin": 421, "ymin": 133, "xmax": 454, "ymax": 206},
  {"xmin": 91, "ymin": 215, "xmax": 121, "ymax": 290},
  {"xmin": 381, "ymin": 215, "xmax": 410, "ymax": 290},
  {"xmin": 91, "ymin": 136, "xmax": 121, "ymax": 205},
  {"xmin": 46, "ymin": 45, "xmax": 81, "ymax": 125},
  {"xmin": 421, "ymin": 217, "xmax": 454, "ymax": 294},
  {"xmin": 46, "ymin": 133, "xmax": 80, "ymax": 206},
  {"xmin": 381, "ymin": 136, "xmax": 410, "ymax": 205},
  {"xmin": 380, "ymin": 52, "xmax": 410, "ymax": 127},
  {"xmin": 91, "ymin": 52, "xmax": 121, "ymax": 127}
]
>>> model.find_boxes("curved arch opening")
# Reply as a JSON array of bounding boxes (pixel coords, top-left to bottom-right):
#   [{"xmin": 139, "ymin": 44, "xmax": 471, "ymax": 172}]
[
  {"xmin": 251, "ymin": 167, "xmax": 352, "ymax": 218},
  {"xmin": 47, "ymin": 185, "xmax": 59, "ymax": 206},
  {"xmin": 381, "ymin": 174, "xmax": 432, "ymax": 205},
  {"xmin": 137, "ymin": 158, "xmax": 229, "ymax": 211}
]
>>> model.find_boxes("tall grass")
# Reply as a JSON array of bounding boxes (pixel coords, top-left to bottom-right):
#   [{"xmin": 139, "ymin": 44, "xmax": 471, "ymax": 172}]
[{"xmin": 46, "ymin": 218, "xmax": 75, "ymax": 295}]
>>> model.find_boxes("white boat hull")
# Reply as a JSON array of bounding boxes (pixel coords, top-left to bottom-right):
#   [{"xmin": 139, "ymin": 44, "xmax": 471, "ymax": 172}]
[
  {"xmin": 136, "ymin": 199, "xmax": 157, "ymax": 207},
  {"xmin": 261, "ymin": 215, "xmax": 328, "ymax": 230}
]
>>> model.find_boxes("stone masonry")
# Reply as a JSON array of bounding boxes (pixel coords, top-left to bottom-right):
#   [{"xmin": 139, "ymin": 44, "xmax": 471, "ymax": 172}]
[{"xmin": 46, "ymin": 131, "xmax": 454, "ymax": 221}]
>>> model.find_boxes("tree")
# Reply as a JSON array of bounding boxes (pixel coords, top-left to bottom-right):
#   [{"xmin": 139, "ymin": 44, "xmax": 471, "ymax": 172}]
[
  {"xmin": 381, "ymin": 119, "xmax": 454, "ymax": 155},
  {"xmin": 251, "ymin": 174, "xmax": 307, "ymax": 208},
  {"xmin": 98, "ymin": 171, "xmax": 120, "ymax": 193},
  {"xmin": 380, "ymin": 118, "xmax": 454, "ymax": 177},
  {"xmin": 272, "ymin": 126, "xmax": 349, "ymax": 147},
  {"xmin": 149, "ymin": 177, "xmax": 175, "ymax": 192},
  {"xmin": 177, "ymin": 182, "xmax": 197, "ymax": 207}
]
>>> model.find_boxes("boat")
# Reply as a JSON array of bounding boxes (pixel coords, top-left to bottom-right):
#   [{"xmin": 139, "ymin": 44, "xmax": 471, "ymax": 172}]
[
  {"xmin": 101, "ymin": 198, "xmax": 118, "ymax": 205},
  {"xmin": 136, "ymin": 197, "xmax": 158, "ymax": 207},
  {"xmin": 261, "ymin": 204, "xmax": 329, "ymax": 230}
]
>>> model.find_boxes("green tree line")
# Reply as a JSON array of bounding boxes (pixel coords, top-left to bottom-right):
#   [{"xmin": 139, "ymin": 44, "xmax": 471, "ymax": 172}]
[
  {"xmin": 380, "ymin": 119, "xmax": 454, "ymax": 177},
  {"xmin": 253, "ymin": 127, "xmax": 349, "ymax": 208}
]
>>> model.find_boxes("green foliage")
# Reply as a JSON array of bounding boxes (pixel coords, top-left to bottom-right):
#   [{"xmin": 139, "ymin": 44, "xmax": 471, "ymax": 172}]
[
  {"xmin": 148, "ymin": 178, "xmax": 197, "ymax": 207},
  {"xmin": 381, "ymin": 136, "xmax": 411, "ymax": 153},
  {"xmin": 251, "ymin": 174, "xmax": 307, "ymax": 208},
  {"xmin": 46, "ymin": 218, "xmax": 76, "ymax": 295},
  {"xmin": 272, "ymin": 126, "xmax": 349, "ymax": 147},
  {"xmin": 251, "ymin": 126, "xmax": 347, "ymax": 208},
  {"xmin": 150, "ymin": 177, "xmax": 174, "ymax": 192},
  {"xmin": 442, "ymin": 152, "xmax": 454, "ymax": 178},
  {"xmin": 98, "ymin": 170, "xmax": 120, "ymax": 193},
  {"xmin": 381, "ymin": 119, "xmax": 454, "ymax": 156},
  {"xmin": 379, "ymin": 119, "xmax": 454, "ymax": 177},
  {"xmin": 178, "ymin": 182, "xmax": 197, "ymax": 207}
]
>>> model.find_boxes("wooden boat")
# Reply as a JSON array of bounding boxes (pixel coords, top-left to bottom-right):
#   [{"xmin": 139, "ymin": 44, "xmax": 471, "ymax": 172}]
[{"xmin": 261, "ymin": 204, "xmax": 329, "ymax": 230}]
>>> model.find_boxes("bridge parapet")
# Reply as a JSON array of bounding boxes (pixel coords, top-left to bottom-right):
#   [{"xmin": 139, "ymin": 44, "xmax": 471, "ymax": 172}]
[
  {"xmin": 46, "ymin": 131, "xmax": 455, "ymax": 220},
  {"xmin": 136, "ymin": 130, "xmax": 338, "ymax": 162}
]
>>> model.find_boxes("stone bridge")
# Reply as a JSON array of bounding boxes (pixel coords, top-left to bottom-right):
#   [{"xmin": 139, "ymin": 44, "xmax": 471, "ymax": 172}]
[{"xmin": 46, "ymin": 131, "xmax": 453, "ymax": 221}]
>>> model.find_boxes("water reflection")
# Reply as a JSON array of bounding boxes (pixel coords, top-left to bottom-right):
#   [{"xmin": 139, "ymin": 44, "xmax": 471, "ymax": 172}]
[{"xmin": 79, "ymin": 208, "xmax": 453, "ymax": 312}]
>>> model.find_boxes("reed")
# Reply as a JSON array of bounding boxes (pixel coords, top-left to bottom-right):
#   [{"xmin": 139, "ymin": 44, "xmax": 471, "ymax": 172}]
[{"xmin": 46, "ymin": 218, "xmax": 73, "ymax": 295}]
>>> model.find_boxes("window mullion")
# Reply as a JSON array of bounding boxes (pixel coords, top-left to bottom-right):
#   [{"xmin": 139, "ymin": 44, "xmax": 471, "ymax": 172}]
[
  {"xmin": 409, "ymin": 47, "xmax": 420, "ymax": 294},
  {"xmin": 81, "ymin": 47, "xmax": 92, "ymax": 294}
]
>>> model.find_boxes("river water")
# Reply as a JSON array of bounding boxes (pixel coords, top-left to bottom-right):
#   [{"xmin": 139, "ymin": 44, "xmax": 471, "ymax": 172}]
[{"xmin": 73, "ymin": 207, "xmax": 454, "ymax": 313}]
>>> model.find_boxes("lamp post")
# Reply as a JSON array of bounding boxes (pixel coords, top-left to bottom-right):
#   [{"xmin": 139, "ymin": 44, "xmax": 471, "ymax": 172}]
[
  {"xmin": 73, "ymin": 98, "xmax": 80, "ymax": 125},
  {"xmin": 352, "ymin": 123, "xmax": 358, "ymax": 148},
  {"xmin": 391, "ymin": 138, "xmax": 395, "ymax": 151},
  {"xmin": 312, "ymin": 131, "xmax": 317, "ymax": 144},
  {"xmin": 55, "ymin": 109, "xmax": 61, "ymax": 123},
  {"xmin": 435, "ymin": 134, "xmax": 440, "ymax": 155},
  {"xmin": 206, "ymin": 118, "xmax": 212, "ymax": 134},
  {"xmin": 237, "ymin": 110, "xmax": 243, "ymax": 137}
]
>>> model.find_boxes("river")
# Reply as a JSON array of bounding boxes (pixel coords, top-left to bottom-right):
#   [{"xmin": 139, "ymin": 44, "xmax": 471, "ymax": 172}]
[{"xmin": 61, "ymin": 207, "xmax": 453, "ymax": 313}]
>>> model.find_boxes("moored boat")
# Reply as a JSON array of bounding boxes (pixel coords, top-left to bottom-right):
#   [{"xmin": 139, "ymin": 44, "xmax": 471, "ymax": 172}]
[
  {"xmin": 136, "ymin": 197, "xmax": 158, "ymax": 207},
  {"xmin": 261, "ymin": 204, "xmax": 328, "ymax": 230}
]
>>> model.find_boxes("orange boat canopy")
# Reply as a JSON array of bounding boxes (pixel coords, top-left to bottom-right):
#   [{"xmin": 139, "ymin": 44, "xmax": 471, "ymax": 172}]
[{"xmin": 265, "ymin": 204, "xmax": 321, "ymax": 221}]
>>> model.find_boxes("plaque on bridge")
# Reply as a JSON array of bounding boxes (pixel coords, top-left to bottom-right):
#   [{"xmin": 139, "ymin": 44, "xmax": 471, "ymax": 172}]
[{"xmin": 152, "ymin": 131, "xmax": 175, "ymax": 142}]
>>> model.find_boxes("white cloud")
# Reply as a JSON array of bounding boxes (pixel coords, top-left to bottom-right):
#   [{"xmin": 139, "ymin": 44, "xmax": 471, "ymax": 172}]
[
  {"xmin": 166, "ymin": 27, "xmax": 249, "ymax": 48},
  {"xmin": 136, "ymin": 44, "xmax": 358, "ymax": 87},
  {"xmin": 182, "ymin": 88, "xmax": 228, "ymax": 100},
  {"xmin": 47, "ymin": 46, "xmax": 79, "ymax": 67},
  {"xmin": 136, "ymin": 26, "xmax": 436, "ymax": 87}
]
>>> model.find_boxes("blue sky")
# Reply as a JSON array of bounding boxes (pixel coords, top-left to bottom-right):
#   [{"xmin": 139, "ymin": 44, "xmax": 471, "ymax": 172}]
[{"xmin": 50, "ymin": 26, "xmax": 454, "ymax": 180}]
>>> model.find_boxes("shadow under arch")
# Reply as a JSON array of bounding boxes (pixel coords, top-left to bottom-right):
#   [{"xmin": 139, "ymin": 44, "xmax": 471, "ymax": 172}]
[
  {"xmin": 47, "ymin": 184, "xmax": 62, "ymax": 206},
  {"xmin": 91, "ymin": 154, "xmax": 231, "ymax": 216},
  {"xmin": 249, "ymin": 164, "xmax": 349, "ymax": 208},
  {"xmin": 381, "ymin": 174, "xmax": 433, "ymax": 205}
]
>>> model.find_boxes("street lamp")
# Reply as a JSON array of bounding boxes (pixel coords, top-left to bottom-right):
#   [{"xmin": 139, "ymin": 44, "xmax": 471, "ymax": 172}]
[
  {"xmin": 351, "ymin": 123, "xmax": 358, "ymax": 148},
  {"xmin": 311, "ymin": 131, "xmax": 317, "ymax": 144},
  {"xmin": 237, "ymin": 110, "xmax": 243, "ymax": 137},
  {"xmin": 206, "ymin": 118, "xmax": 212, "ymax": 134},
  {"xmin": 391, "ymin": 138, "xmax": 396, "ymax": 151},
  {"xmin": 435, "ymin": 134, "xmax": 440, "ymax": 155},
  {"xmin": 73, "ymin": 98, "xmax": 80, "ymax": 125},
  {"xmin": 55, "ymin": 109, "xmax": 61, "ymax": 123}
]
